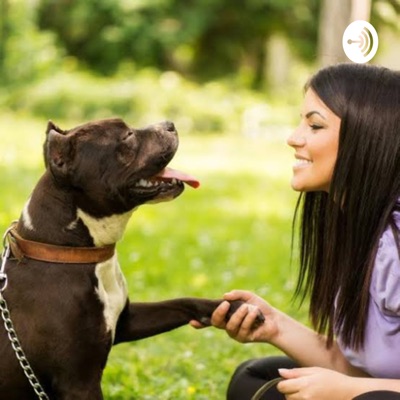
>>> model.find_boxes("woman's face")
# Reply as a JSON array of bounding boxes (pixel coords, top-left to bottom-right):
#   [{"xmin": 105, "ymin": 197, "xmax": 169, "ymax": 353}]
[{"xmin": 287, "ymin": 89, "xmax": 341, "ymax": 192}]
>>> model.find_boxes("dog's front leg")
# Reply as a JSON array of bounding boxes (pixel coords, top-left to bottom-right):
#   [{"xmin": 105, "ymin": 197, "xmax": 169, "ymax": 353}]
[{"xmin": 114, "ymin": 298, "xmax": 250, "ymax": 344}]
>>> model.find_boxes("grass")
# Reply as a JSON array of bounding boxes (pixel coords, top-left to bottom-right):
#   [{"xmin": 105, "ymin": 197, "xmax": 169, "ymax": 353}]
[{"xmin": 0, "ymin": 113, "xmax": 308, "ymax": 399}]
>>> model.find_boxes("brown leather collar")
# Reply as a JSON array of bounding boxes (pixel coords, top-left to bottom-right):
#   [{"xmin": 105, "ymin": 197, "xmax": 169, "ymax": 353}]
[{"xmin": 6, "ymin": 224, "xmax": 115, "ymax": 264}]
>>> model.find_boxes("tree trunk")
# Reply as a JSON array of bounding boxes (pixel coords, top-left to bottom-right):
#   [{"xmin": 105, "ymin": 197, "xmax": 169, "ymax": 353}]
[
  {"xmin": 318, "ymin": 0, "xmax": 372, "ymax": 66},
  {"xmin": 0, "ymin": 0, "xmax": 10, "ymax": 82}
]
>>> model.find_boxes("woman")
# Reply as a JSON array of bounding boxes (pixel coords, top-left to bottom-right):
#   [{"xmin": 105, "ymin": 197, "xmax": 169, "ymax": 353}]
[{"xmin": 192, "ymin": 63, "xmax": 400, "ymax": 399}]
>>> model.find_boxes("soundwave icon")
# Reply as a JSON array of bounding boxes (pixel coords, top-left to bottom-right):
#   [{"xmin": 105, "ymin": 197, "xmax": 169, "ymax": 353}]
[
  {"xmin": 347, "ymin": 27, "xmax": 373, "ymax": 56},
  {"xmin": 342, "ymin": 20, "xmax": 379, "ymax": 63}
]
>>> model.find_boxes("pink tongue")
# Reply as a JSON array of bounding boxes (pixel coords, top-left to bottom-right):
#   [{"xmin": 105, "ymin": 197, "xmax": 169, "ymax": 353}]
[{"xmin": 155, "ymin": 167, "xmax": 200, "ymax": 188}]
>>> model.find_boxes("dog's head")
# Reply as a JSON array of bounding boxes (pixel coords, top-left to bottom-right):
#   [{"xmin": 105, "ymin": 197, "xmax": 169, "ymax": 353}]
[{"xmin": 43, "ymin": 118, "xmax": 199, "ymax": 217}]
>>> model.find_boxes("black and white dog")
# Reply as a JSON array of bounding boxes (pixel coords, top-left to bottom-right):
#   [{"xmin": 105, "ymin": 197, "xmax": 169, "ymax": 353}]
[{"xmin": 0, "ymin": 118, "xmax": 263, "ymax": 399}]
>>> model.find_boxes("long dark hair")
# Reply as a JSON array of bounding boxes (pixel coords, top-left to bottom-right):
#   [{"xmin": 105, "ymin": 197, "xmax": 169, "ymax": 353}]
[{"xmin": 294, "ymin": 63, "xmax": 400, "ymax": 349}]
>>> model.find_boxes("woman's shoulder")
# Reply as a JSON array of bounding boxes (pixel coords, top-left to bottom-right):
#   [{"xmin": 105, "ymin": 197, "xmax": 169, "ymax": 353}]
[{"xmin": 370, "ymin": 212, "xmax": 400, "ymax": 316}]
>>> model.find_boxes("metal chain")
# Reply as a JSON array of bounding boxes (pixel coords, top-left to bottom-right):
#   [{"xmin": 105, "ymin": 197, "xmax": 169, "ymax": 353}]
[
  {"xmin": 0, "ymin": 226, "xmax": 50, "ymax": 400},
  {"xmin": 0, "ymin": 226, "xmax": 11, "ymax": 292},
  {"xmin": 251, "ymin": 377, "xmax": 283, "ymax": 400}
]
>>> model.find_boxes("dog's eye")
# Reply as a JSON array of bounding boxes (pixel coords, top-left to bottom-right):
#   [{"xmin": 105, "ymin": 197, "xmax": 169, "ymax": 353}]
[{"xmin": 122, "ymin": 131, "xmax": 134, "ymax": 141}]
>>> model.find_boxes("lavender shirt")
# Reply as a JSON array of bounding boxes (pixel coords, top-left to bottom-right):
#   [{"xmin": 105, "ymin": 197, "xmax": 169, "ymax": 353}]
[{"xmin": 337, "ymin": 208, "xmax": 400, "ymax": 378}]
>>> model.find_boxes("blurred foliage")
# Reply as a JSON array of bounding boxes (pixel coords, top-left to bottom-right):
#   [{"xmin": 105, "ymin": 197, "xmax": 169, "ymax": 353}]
[
  {"xmin": 1, "ymin": 65, "xmax": 300, "ymax": 134},
  {"xmin": 0, "ymin": 0, "xmax": 63, "ymax": 87},
  {"xmin": 0, "ymin": 0, "xmax": 398, "ymax": 130},
  {"xmin": 36, "ymin": 0, "xmax": 321, "ymax": 86},
  {"xmin": 1, "ymin": 0, "xmax": 399, "ymax": 88}
]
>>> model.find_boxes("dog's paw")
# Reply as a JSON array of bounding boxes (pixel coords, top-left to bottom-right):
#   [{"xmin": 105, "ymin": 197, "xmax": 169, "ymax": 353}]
[
  {"xmin": 225, "ymin": 300, "xmax": 265, "ymax": 329},
  {"xmin": 195, "ymin": 300, "xmax": 265, "ymax": 329},
  {"xmin": 192, "ymin": 298, "xmax": 264, "ymax": 329},
  {"xmin": 198, "ymin": 316, "xmax": 213, "ymax": 326}
]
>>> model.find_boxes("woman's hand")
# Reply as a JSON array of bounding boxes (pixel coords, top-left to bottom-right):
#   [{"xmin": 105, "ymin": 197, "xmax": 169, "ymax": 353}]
[
  {"xmin": 277, "ymin": 367, "xmax": 356, "ymax": 400},
  {"xmin": 209, "ymin": 290, "xmax": 280, "ymax": 343}
]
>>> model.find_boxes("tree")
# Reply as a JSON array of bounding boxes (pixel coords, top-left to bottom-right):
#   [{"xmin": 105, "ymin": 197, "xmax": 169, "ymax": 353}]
[
  {"xmin": 0, "ymin": 0, "xmax": 63, "ymax": 87},
  {"xmin": 317, "ymin": 0, "xmax": 400, "ymax": 67},
  {"xmin": 36, "ymin": 0, "xmax": 321, "ymax": 87},
  {"xmin": 318, "ymin": 0, "xmax": 351, "ymax": 66},
  {"xmin": 0, "ymin": 0, "xmax": 10, "ymax": 83}
]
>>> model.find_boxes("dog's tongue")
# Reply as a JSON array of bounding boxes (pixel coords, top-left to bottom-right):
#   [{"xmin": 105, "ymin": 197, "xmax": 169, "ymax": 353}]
[{"xmin": 156, "ymin": 167, "xmax": 200, "ymax": 188}]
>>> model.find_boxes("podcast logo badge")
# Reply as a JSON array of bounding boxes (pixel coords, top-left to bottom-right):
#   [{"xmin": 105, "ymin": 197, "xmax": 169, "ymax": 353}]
[{"xmin": 342, "ymin": 20, "xmax": 379, "ymax": 63}]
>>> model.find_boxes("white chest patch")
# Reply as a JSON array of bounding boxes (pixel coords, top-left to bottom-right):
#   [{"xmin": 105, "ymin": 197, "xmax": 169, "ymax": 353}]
[
  {"xmin": 77, "ymin": 209, "xmax": 134, "ymax": 246},
  {"xmin": 95, "ymin": 255, "xmax": 128, "ymax": 341},
  {"xmin": 76, "ymin": 209, "xmax": 135, "ymax": 341},
  {"xmin": 21, "ymin": 198, "xmax": 35, "ymax": 231}
]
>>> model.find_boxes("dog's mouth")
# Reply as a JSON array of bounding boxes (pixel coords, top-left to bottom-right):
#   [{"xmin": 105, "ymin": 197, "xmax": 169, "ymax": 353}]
[
  {"xmin": 154, "ymin": 167, "xmax": 200, "ymax": 188},
  {"xmin": 131, "ymin": 167, "xmax": 200, "ymax": 203}
]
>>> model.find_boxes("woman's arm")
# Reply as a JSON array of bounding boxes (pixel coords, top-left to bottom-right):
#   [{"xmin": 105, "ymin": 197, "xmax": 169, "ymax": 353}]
[
  {"xmin": 209, "ymin": 290, "xmax": 366, "ymax": 376},
  {"xmin": 271, "ymin": 308, "xmax": 365, "ymax": 376},
  {"xmin": 278, "ymin": 368, "xmax": 400, "ymax": 399},
  {"xmin": 196, "ymin": 290, "xmax": 400, "ymax": 399}
]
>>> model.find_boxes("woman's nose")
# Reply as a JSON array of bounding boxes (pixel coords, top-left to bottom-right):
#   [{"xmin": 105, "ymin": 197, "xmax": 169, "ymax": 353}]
[{"xmin": 287, "ymin": 128, "xmax": 306, "ymax": 147}]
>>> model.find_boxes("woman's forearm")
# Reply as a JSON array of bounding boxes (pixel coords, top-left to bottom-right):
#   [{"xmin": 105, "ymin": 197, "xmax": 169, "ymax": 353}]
[
  {"xmin": 350, "ymin": 377, "xmax": 400, "ymax": 395},
  {"xmin": 270, "ymin": 310, "xmax": 367, "ymax": 376}
]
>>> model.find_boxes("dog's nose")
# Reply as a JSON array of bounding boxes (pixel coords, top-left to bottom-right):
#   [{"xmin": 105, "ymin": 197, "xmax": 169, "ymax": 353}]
[{"xmin": 163, "ymin": 121, "xmax": 176, "ymax": 133}]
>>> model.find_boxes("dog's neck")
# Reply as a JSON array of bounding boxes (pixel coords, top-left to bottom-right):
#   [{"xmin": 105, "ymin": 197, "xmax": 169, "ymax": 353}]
[
  {"xmin": 18, "ymin": 172, "xmax": 133, "ymax": 247},
  {"xmin": 76, "ymin": 209, "xmax": 133, "ymax": 247}
]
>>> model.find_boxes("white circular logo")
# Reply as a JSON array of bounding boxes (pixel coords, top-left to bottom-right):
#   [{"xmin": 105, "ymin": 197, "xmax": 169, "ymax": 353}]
[{"xmin": 342, "ymin": 20, "xmax": 379, "ymax": 63}]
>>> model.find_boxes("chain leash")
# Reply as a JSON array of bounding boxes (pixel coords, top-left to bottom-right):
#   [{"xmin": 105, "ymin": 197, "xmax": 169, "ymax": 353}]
[
  {"xmin": 0, "ymin": 225, "xmax": 50, "ymax": 400},
  {"xmin": 251, "ymin": 377, "xmax": 283, "ymax": 400}
]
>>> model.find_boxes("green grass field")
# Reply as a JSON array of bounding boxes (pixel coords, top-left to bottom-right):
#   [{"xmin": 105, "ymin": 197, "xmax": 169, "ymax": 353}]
[{"xmin": 0, "ymin": 113, "xmax": 308, "ymax": 399}]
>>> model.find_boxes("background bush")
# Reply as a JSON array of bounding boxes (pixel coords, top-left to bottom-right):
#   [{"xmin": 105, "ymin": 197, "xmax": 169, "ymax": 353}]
[{"xmin": 2, "ymin": 66, "xmax": 301, "ymax": 135}]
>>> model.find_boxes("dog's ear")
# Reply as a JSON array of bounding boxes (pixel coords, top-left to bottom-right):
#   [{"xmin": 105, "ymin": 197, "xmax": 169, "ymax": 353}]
[
  {"xmin": 45, "ymin": 128, "xmax": 74, "ymax": 179},
  {"xmin": 46, "ymin": 120, "xmax": 63, "ymax": 134}
]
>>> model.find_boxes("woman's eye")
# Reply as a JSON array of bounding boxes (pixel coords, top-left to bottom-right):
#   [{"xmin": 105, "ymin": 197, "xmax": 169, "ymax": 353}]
[{"xmin": 310, "ymin": 124, "xmax": 323, "ymax": 131}]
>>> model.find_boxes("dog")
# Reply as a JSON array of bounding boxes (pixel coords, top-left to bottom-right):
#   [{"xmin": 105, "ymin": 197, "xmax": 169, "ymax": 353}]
[{"xmin": 0, "ymin": 118, "xmax": 264, "ymax": 399}]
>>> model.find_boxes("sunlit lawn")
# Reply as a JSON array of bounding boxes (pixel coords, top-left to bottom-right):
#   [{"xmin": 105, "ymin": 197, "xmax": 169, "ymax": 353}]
[{"xmin": 0, "ymin": 113, "xmax": 307, "ymax": 399}]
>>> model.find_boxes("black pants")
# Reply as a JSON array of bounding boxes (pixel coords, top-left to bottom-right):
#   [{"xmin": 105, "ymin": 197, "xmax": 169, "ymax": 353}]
[{"xmin": 226, "ymin": 356, "xmax": 400, "ymax": 400}]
